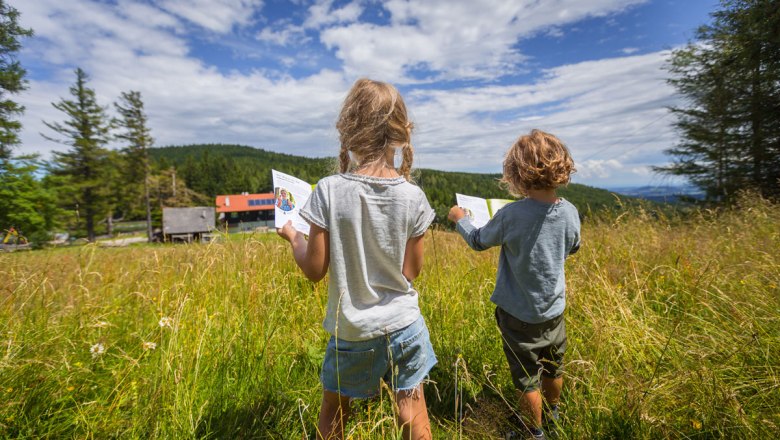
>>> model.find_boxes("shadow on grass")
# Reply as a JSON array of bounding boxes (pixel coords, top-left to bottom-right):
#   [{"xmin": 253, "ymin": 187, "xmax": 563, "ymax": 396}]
[{"xmin": 195, "ymin": 393, "xmax": 308, "ymax": 439}]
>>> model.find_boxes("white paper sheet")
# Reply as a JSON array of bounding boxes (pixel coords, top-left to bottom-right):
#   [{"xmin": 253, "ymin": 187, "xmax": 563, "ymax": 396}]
[
  {"xmin": 272, "ymin": 169, "xmax": 313, "ymax": 235},
  {"xmin": 455, "ymin": 193, "xmax": 491, "ymax": 229}
]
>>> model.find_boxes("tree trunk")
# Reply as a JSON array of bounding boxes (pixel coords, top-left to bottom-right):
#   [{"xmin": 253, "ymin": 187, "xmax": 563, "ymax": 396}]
[
  {"xmin": 750, "ymin": 44, "xmax": 764, "ymax": 192},
  {"xmin": 85, "ymin": 188, "xmax": 95, "ymax": 242},
  {"xmin": 144, "ymin": 173, "xmax": 153, "ymax": 242},
  {"xmin": 86, "ymin": 212, "xmax": 95, "ymax": 242}
]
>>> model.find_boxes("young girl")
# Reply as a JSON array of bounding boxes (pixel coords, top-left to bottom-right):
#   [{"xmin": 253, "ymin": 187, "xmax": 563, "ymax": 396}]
[{"xmin": 277, "ymin": 79, "xmax": 437, "ymax": 440}]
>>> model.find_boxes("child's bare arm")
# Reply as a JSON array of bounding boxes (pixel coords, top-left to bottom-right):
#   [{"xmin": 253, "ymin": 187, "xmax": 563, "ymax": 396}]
[
  {"xmin": 402, "ymin": 234, "xmax": 425, "ymax": 281},
  {"xmin": 277, "ymin": 220, "xmax": 330, "ymax": 282}
]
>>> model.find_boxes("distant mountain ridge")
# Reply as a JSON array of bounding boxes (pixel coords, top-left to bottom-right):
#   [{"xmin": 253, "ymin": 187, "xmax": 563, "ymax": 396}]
[
  {"xmin": 610, "ymin": 185, "xmax": 705, "ymax": 203},
  {"xmin": 149, "ymin": 144, "xmax": 643, "ymax": 222}
]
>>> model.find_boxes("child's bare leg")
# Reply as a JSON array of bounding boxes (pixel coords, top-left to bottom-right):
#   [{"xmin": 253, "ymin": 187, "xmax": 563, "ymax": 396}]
[
  {"xmin": 395, "ymin": 384, "xmax": 432, "ymax": 440},
  {"xmin": 541, "ymin": 376, "xmax": 562, "ymax": 407},
  {"xmin": 318, "ymin": 390, "xmax": 351, "ymax": 440},
  {"xmin": 519, "ymin": 389, "xmax": 543, "ymax": 428}
]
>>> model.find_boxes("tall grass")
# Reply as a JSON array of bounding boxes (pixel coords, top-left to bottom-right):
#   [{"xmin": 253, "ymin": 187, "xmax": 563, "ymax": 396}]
[{"xmin": 1, "ymin": 197, "xmax": 778, "ymax": 439}]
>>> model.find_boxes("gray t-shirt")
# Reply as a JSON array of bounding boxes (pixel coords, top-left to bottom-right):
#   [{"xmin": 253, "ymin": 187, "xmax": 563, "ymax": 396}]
[
  {"xmin": 299, "ymin": 173, "xmax": 436, "ymax": 341},
  {"xmin": 456, "ymin": 198, "xmax": 580, "ymax": 323}
]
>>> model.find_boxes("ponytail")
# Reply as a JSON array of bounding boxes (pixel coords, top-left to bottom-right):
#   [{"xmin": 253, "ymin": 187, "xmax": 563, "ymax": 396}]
[
  {"xmin": 338, "ymin": 145, "xmax": 351, "ymax": 174},
  {"xmin": 398, "ymin": 142, "xmax": 414, "ymax": 181}
]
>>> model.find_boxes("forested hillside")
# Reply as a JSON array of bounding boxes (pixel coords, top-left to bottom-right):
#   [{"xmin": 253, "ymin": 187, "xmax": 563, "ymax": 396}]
[{"xmin": 150, "ymin": 144, "xmax": 638, "ymax": 222}]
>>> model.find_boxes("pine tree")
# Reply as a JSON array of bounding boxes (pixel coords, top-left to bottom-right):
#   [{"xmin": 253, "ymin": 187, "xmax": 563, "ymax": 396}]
[
  {"xmin": 44, "ymin": 68, "xmax": 112, "ymax": 242},
  {"xmin": 0, "ymin": 2, "xmax": 61, "ymax": 246},
  {"xmin": 115, "ymin": 90, "xmax": 154, "ymax": 241},
  {"xmin": 0, "ymin": 157, "xmax": 61, "ymax": 245},
  {"xmin": 658, "ymin": 0, "xmax": 780, "ymax": 202},
  {"xmin": 0, "ymin": 0, "xmax": 32, "ymax": 161}
]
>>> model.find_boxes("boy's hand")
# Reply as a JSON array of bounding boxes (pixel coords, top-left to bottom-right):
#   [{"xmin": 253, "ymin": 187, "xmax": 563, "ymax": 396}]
[
  {"xmin": 448, "ymin": 206, "xmax": 467, "ymax": 223},
  {"xmin": 276, "ymin": 220, "xmax": 298, "ymax": 242}
]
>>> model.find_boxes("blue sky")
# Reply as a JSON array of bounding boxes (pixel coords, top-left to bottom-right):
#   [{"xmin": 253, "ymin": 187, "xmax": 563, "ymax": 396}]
[{"xmin": 14, "ymin": 0, "xmax": 717, "ymax": 187}]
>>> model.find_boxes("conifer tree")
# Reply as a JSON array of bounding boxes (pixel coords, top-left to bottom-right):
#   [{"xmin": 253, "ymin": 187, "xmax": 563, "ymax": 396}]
[
  {"xmin": 658, "ymin": 0, "xmax": 780, "ymax": 202},
  {"xmin": 0, "ymin": 2, "xmax": 61, "ymax": 246},
  {"xmin": 44, "ymin": 68, "xmax": 112, "ymax": 241},
  {"xmin": 115, "ymin": 90, "xmax": 154, "ymax": 241},
  {"xmin": 0, "ymin": 0, "xmax": 32, "ymax": 161}
]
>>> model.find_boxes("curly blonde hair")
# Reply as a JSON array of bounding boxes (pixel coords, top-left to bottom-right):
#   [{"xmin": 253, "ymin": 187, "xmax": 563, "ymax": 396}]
[
  {"xmin": 501, "ymin": 129, "xmax": 576, "ymax": 197},
  {"xmin": 336, "ymin": 78, "xmax": 414, "ymax": 180}
]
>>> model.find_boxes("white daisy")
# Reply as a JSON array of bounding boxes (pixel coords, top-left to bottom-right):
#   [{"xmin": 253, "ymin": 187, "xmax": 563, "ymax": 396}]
[
  {"xmin": 142, "ymin": 341, "xmax": 157, "ymax": 350},
  {"xmin": 90, "ymin": 343, "xmax": 105, "ymax": 358},
  {"xmin": 158, "ymin": 317, "xmax": 173, "ymax": 328}
]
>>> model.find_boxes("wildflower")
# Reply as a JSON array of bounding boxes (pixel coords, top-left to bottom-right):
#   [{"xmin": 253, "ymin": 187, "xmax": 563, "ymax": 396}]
[
  {"xmin": 93, "ymin": 321, "xmax": 110, "ymax": 328},
  {"xmin": 90, "ymin": 343, "xmax": 105, "ymax": 359},
  {"xmin": 691, "ymin": 419, "xmax": 702, "ymax": 430},
  {"xmin": 5, "ymin": 387, "xmax": 12, "ymax": 393},
  {"xmin": 159, "ymin": 317, "xmax": 174, "ymax": 328},
  {"xmin": 143, "ymin": 341, "xmax": 157, "ymax": 350},
  {"xmin": 67, "ymin": 386, "xmax": 75, "ymax": 392}
]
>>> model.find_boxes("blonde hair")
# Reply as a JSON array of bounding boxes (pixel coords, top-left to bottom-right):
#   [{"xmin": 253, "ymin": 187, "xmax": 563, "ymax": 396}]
[
  {"xmin": 502, "ymin": 129, "xmax": 576, "ymax": 197},
  {"xmin": 336, "ymin": 78, "xmax": 414, "ymax": 180}
]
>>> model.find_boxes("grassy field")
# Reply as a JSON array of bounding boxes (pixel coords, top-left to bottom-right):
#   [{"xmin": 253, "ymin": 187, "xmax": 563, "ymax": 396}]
[{"xmin": 1, "ymin": 197, "xmax": 779, "ymax": 439}]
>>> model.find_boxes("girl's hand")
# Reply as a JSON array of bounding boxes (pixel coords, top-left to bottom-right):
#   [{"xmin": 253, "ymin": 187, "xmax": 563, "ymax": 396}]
[
  {"xmin": 277, "ymin": 220, "xmax": 297, "ymax": 242},
  {"xmin": 448, "ymin": 206, "xmax": 466, "ymax": 222}
]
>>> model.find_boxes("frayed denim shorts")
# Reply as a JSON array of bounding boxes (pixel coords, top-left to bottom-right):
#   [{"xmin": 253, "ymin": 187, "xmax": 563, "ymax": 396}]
[{"xmin": 321, "ymin": 315, "xmax": 437, "ymax": 399}]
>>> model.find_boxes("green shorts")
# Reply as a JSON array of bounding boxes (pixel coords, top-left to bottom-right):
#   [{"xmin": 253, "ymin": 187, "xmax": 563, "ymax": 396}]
[{"xmin": 495, "ymin": 307, "xmax": 566, "ymax": 392}]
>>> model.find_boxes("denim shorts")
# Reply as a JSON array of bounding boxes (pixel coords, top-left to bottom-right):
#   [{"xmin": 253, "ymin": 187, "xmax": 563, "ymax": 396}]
[{"xmin": 321, "ymin": 315, "xmax": 437, "ymax": 399}]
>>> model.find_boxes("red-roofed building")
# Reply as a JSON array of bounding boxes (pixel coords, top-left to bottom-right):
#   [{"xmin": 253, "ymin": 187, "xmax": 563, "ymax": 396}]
[{"xmin": 215, "ymin": 193, "xmax": 275, "ymax": 232}]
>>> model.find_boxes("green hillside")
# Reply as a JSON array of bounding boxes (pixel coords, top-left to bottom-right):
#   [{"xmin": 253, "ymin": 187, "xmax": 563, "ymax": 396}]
[{"xmin": 149, "ymin": 144, "xmax": 639, "ymax": 222}]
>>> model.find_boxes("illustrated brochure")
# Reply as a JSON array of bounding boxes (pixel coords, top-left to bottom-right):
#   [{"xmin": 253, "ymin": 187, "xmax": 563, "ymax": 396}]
[
  {"xmin": 455, "ymin": 193, "xmax": 514, "ymax": 228},
  {"xmin": 272, "ymin": 169, "xmax": 314, "ymax": 235}
]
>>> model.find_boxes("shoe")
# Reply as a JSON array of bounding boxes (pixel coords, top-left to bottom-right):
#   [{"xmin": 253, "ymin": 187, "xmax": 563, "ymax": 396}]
[
  {"xmin": 543, "ymin": 405, "xmax": 560, "ymax": 424},
  {"xmin": 542, "ymin": 405, "xmax": 560, "ymax": 438},
  {"xmin": 506, "ymin": 413, "xmax": 546, "ymax": 440},
  {"xmin": 505, "ymin": 428, "xmax": 545, "ymax": 440}
]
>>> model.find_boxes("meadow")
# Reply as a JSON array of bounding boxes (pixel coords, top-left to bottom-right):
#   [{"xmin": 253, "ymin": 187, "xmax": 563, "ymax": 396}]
[{"xmin": 1, "ymin": 196, "xmax": 779, "ymax": 439}]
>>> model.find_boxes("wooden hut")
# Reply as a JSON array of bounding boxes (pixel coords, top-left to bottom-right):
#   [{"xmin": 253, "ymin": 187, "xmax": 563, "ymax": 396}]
[{"xmin": 162, "ymin": 207, "xmax": 216, "ymax": 242}]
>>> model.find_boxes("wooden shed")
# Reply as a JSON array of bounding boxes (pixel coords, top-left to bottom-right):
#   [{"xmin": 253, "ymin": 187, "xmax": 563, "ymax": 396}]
[{"xmin": 162, "ymin": 207, "xmax": 216, "ymax": 242}]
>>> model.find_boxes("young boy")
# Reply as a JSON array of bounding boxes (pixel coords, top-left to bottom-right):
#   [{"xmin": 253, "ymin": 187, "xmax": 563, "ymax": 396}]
[{"xmin": 448, "ymin": 129, "xmax": 580, "ymax": 440}]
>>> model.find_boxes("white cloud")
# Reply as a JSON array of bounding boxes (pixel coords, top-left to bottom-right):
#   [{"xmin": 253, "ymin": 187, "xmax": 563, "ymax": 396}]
[
  {"xmin": 621, "ymin": 47, "xmax": 640, "ymax": 54},
  {"xmin": 17, "ymin": 0, "xmax": 188, "ymax": 65},
  {"xmin": 631, "ymin": 166, "xmax": 652, "ymax": 176},
  {"xmin": 14, "ymin": 0, "xmax": 680, "ymax": 188},
  {"xmin": 118, "ymin": 0, "xmax": 181, "ymax": 30},
  {"xmin": 15, "ymin": 0, "xmax": 349, "ymax": 160},
  {"xmin": 578, "ymin": 159, "xmax": 624, "ymax": 179},
  {"xmin": 320, "ymin": 0, "xmax": 648, "ymax": 82},
  {"xmin": 403, "ymin": 51, "xmax": 679, "ymax": 184},
  {"xmin": 158, "ymin": 0, "xmax": 263, "ymax": 33},
  {"xmin": 256, "ymin": 23, "xmax": 308, "ymax": 46},
  {"xmin": 304, "ymin": 0, "xmax": 364, "ymax": 29}
]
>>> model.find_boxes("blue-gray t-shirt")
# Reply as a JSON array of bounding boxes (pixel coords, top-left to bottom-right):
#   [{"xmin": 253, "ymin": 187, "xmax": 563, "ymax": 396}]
[{"xmin": 456, "ymin": 198, "xmax": 581, "ymax": 323}]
